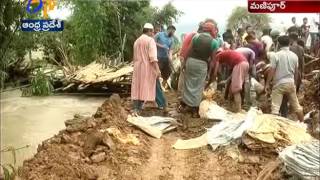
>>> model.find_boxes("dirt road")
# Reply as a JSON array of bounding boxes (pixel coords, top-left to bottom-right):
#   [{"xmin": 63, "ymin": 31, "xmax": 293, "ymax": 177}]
[{"xmin": 20, "ymin": 93, "xmax": 281, "ymax": 180}]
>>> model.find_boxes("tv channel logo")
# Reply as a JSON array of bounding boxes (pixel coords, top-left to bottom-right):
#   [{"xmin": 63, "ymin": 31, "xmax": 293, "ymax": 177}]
[{"xmin": 21, "ymin": 0, "xmax": 64, "ymax": 32}]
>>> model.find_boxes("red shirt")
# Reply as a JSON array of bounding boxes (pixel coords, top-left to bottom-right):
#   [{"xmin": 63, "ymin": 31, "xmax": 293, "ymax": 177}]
[
  {"xmin": 180, "ymin": 32, "xmax": 197, "ymax": 60},
  {"xmin": 216, "ymin": 50, "xmax": 246, "ymax": 67}
]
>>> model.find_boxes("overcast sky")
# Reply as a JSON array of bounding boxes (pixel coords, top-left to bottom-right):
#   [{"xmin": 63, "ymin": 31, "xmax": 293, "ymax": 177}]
[{"xmin": 49, "ymin": 0, "xmax": 319, "ymax": 36}]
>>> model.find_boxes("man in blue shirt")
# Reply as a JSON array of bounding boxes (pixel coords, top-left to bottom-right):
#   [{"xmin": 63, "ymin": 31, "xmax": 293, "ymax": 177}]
[{"xmin": 155, "ymin": 25, "xmax": 176, "ymax": 88}]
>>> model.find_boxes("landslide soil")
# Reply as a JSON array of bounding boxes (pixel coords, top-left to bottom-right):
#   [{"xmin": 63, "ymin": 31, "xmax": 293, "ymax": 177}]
[{"xmin": 20, "ymin": 92, "xmax": 282, "ymax": 180}]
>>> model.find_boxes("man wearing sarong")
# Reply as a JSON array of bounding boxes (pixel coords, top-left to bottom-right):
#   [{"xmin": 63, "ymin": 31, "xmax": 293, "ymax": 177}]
[
  {"xmin": 178, "ymin": 23, "xmax": 204, "ymax": 95},
  {"xmin": 207, "ymin": 50, "xmax": 249, "ymax": 112},
  {"xmin": 180, "ymin": 22, "xmax": 219, "ymax": 117},
  {"xmin": 131, "ymin": 23, "xmax": 161, "ymax": 115}
]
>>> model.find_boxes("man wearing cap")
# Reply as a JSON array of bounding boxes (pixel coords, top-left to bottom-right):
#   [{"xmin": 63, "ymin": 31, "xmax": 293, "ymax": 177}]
[
  {"xmin": 131, "ymin": 23, "xmax": 161, "ymax": 115},
  {"xmin": 180, "ymin": 22, "xmax": 219, "ymax": 117},
  {"xmin": 155, "ymin": 25, "xmax": 176, "ymax": 89}
]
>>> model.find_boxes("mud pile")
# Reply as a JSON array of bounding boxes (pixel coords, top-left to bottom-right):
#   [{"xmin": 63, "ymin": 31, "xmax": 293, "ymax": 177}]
[
  {"xmin": 20, "ymin": 94, "xmax": 151, "ymax": 180},
  {"xmin": 301, "ymin": 73, "xmax": 320, "ymax": 113}
]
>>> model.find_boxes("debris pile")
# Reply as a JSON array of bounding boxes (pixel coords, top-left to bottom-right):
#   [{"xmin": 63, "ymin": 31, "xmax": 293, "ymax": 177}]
[
  {"xmin": 20, "ymin": 94, "xmax": 151, "ymax": 180},
  {"xmin": 69, "ymin": 62, "xmax": 133, "ymax": 84},
  {"xmin": 243, "ymin": 114, "xmax": 313, "ymax": 152},
  {"xmin": 301, "ymin": 71, "xmax": 320, "ymax": 113},
  {"xmin": 60, "ymin": 61, "xmax": 133, "ymax": 94}
]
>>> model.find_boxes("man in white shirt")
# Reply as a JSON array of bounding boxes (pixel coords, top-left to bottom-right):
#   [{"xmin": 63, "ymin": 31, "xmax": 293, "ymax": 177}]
[
  {"xmin": 261, "ymin": 28, "xmax": 273, "ymax": 52},
  {"xmin": 265, "ymin": 35, "xmax": 303, "ymax": 122}
]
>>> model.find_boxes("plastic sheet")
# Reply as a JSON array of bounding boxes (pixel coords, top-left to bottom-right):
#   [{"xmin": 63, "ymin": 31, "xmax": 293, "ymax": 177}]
[
  {"xmin": 279, "ymin": 140, "xmax": 320, "ymax": 179},
  {"xmin": 127, "ymin": 115, "xmax": 178, "ymax": 138},
  {"xmin": 198, "ymin": 100, "xmax": 246, "ymax": 121},
  {"xmin": 207, "ymin": 108, "xmax": 259, "ymax": 150},
  {"xmin": 172, "ymin": 108, "xmax": 260, "ymax": 150}
]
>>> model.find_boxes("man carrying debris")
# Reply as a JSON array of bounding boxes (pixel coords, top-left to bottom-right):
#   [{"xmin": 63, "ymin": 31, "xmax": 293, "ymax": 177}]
[
  {"xmin": 178, "ymin": 19, "xmax": 218, "ymax": 95},
  {"xmin": 178, "ymin": 23, "xmax": 201, "ymax": 95},
  {"xmin": 155, "ymin": 25, "xmax": 176, "ymax": 89},
  {"xmin": 235, "ymin": 47, "xmax": 256, "ymax": 108},
  {"xmin": 265, "ymin": 35, "xmax": 304, "ymax": 122},
  {"xmin": 207, "ymin": 50, "xmax": 249, "ymax": 112},
  {"xmin": 131, "ymin": 23, "xmax": 161, "ymax": 115},
  {"xmin": 180, "ymin": 22, "xmax": 219, "ymax": 117}
]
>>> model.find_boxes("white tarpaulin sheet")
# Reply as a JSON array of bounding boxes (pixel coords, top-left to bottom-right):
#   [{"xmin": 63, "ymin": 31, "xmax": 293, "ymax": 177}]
[
  {"xmin": 207, "ymin": 108, "xmax": 260, "ymax": 150},
  {"xmin": 127, "ymin": 115, "xmax": 178, "ymax": 138},
  {"xmin": 173, "ymin": 108, "xmax": 260, "ymax": 150},
  {"xmin": 198, "ymin": 100, "xmax": 246, "ymax": 121},
  {"xmin": 279, "ymin": 140, "xmax": 320, "ymax": 180}
]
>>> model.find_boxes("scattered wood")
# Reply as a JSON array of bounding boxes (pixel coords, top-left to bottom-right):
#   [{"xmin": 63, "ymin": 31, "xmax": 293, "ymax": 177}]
[
  {"xmin": 256, "ymin": 160, "xmax": 282, "ymax": 180},
  {"xmin": 69, "ymin": 61, "xmax": 133, "ymax": 84},
  {"xmin": 304, "ymin": 53, "xmax": 317, "ymax": 60},
  {"xmin": 62, "ymin": 83, "xmax": 75, "ymax": 91},
  {"xmin": 304, "ymin": 58, "xmax": 320, "ymax": 67},
  {"xmin": 58, "ymin": 60, "xmax": 133, "ymax": 95}
]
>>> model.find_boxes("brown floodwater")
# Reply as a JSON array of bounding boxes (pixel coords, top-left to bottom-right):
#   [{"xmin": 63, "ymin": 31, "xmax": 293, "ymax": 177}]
[{"xmin": 0, "ymin": 90, "xmax": 105, "ymax": 166}]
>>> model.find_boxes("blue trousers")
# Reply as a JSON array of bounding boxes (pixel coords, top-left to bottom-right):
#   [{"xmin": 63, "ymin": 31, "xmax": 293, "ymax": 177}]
[
  {"xmin": 156, "ymin": 79, "xmax": 167, "ymax": 108},
  {"xmin": 133, "ymin": 79, "xmax": 166, "ymax": 111}
]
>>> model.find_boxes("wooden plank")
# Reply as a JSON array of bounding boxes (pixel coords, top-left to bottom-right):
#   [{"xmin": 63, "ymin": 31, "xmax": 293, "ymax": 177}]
[{"xmin": 62, "ymin": 83, "xmax": 75, "ymax": 91}]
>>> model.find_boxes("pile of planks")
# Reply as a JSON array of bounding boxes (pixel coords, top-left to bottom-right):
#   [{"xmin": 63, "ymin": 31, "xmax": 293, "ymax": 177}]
[{"xmin": 60, "ymin": 60, "xmax": 133, "ymax": 93}]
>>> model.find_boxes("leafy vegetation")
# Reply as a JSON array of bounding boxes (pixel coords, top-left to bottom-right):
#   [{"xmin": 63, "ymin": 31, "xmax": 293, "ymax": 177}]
[
  {"xmin": 0, "ymin": 0, "xmax": 182, "ymax": 91},
  {"xmin": 227, "ymin": 6, "xmax": 271, "ymax": 32},
  {"xmin": 1, "ymin": 146, "xmax": 17, "ymax": 180},
  {"xmin": 30, "ymin": 69, "xmax": 54, "ymax": 96},
  {"xmin": 1, "ymin": 145, "xmax": 30, "ymax": 180}
]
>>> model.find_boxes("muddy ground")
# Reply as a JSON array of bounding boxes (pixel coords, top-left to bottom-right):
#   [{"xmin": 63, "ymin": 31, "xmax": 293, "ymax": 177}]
[{"xmin": 19, "ymin": 90, "xmax": 293, "ymax": 180}]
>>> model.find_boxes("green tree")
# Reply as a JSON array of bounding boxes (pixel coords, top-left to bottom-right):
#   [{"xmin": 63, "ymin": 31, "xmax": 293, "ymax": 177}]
[
  {"xmin": 68, "ymin": 0, "xmax": 182, "ymax": 65},
  {"xmin": 152, "ymin": 2, "xmax": 183, "ymax": 27},
  {"xmin": 227, "ymin": 6, "xmax": 271, "ymax": 33},
  {"xmin": 0, "ymin": 0, "xmax": 27, "ymax": 88}
]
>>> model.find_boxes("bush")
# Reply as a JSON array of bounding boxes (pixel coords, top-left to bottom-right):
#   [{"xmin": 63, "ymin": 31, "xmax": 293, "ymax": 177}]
[{"xmin": 30, "ymin": 69, "xmax": 54, "ymax": 96}]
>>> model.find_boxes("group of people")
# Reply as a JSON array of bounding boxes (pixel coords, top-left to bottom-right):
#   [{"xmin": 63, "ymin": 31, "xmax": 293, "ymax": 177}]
[
  {"xmin": 131, "ymin": 16, "xmax": 319, "ymax": 121},
  {"xmin": 287, "ymin": 16, "xmax": 320, "ymax": 57}
]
